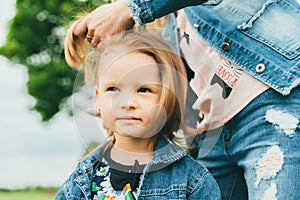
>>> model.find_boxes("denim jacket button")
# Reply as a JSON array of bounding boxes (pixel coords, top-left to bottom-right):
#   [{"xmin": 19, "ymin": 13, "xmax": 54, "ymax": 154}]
[
  {"xmin": 256, "ymin": 63, "xmax": 265, "ymax": 73},
  {"xmin": 193, "ymin": 23, "xmax": 200, "ymax": 31},
  {"xmin": 221, "ymin": 42, "xmax": 230, "ymax": 52}
]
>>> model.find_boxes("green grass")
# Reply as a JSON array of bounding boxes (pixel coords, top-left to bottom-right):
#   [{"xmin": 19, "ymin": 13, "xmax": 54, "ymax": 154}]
[{"xmin": 0, "ymin": 187, "xmax": 58, "ymax": 200}]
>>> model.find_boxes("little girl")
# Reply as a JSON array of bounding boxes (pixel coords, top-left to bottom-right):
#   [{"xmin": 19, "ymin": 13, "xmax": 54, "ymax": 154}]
[{"xmin": 55, "ymin": 24, "xmax": 220, "ymax": 199}]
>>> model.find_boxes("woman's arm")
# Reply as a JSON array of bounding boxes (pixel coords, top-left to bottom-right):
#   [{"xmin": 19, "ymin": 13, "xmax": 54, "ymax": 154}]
[
  {"xmin": 73, "ymin": 0, "xmax": 207, "ymax": 46},
  {"xmin": 127, "ymin": 0, "xmax": 208, "ymax": 25}
]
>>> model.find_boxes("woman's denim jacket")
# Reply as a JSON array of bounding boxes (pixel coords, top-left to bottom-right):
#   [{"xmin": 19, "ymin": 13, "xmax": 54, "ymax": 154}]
[
  {"xmin": 55, "ymin": 137, "xmax": 221, "ymax": 199},
  {"xmin": 127, "ymin": 0, "xmax": 300, "ymax": 95}
]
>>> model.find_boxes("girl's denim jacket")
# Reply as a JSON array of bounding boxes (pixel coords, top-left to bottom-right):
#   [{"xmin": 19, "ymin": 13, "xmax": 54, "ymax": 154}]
[
  {"xmin": 55, "ymin": 137, "xmax": 221, "ymax": 199},
  {"xmin": 127, "ymin": 0, "xmax": 300, "ymax": 95}
]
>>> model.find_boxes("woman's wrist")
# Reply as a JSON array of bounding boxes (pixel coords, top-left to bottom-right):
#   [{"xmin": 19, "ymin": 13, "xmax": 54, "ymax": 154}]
[
  {"xmin": 125, "ymin": 0, "xmax": 153, "ymax": 26},
  {"xmin": 120, "ymin": 0, "xmax": 135, "ymax": 26}
]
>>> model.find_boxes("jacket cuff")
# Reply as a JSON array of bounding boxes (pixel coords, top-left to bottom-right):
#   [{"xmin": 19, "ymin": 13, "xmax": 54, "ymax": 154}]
[{"xmin": 126, "ymin": 0, "xmax": 155, "ymax": 26}]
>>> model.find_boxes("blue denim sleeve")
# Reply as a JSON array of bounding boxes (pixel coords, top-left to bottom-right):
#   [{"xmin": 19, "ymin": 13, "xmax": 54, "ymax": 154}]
[
  {"xmin": 54, "ymin": 168, "xmax": 83, "ymax": 200},
  {"xmin": 189, "ymin": 172, "xmax": 221, "ymax": 200},
  {"xmin": 54, "ymin": 187, "xmax": 67, "ymax": 200},
  {"xmin": 126, "ymin": 0, "xmax": 208, "ymax": 25}
]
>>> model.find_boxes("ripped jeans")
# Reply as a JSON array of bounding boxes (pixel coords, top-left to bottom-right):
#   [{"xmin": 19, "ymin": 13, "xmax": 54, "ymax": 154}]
[{"xmin": 195, "ymin": 87, "xmax": 300, "ymax": 200}]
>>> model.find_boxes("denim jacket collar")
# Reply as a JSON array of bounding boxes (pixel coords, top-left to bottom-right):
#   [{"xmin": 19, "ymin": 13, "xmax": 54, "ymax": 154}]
[
  {"xmin": 77, "ymin": 137, "xmax": 186, "ymax": 172},
  {"xmin": 73, "ymin": 137, "xmax": 186, "ymax": 199},
  {"xmin": 146, "ymin": 137, "xmax": 186, "ymax": 168}
]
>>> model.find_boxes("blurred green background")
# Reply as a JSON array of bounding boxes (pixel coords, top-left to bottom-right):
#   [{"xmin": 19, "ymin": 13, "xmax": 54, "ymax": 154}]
[
  {"xmin": 1, "ymin": 0, "xmax": 111, "ymax": 121},
  {"xmin": 0, "ymin": 0, "xmax": 109, "ymax": 197}
]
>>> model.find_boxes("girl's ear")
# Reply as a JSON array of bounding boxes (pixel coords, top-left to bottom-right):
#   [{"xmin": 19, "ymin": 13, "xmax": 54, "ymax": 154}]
[
  {"xmin": 95, "ymin": 87, "xmax": 101, "ymax": 118},
  {"xmin": 96, "ymin": 108, "xmax": 101, "ymax": 118}
]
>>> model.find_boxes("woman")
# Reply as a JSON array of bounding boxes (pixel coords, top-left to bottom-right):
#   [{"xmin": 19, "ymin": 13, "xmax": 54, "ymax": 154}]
[{"xmin": 69, "ymin": 0, "xmax": 300, "ymax": 199}]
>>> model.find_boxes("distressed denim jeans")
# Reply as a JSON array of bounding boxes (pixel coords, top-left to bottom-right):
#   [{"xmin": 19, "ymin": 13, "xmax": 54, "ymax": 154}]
[{"xmin": 195, "ymin": 87, "xmax": 300, "ymax": 200}]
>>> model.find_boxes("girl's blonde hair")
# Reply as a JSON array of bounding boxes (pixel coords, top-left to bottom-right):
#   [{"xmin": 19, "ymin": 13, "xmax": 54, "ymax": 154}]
[
  {"xmin": 65, "ymin": 23, "xmax": 197, "ymax": 149},
  {"xmin": 64, "ymin": 14, "xmax": 89, "ymax": 68},
  {"xmin": 64, "ymin": 6, "xmax": 169, "ymax": 68}
]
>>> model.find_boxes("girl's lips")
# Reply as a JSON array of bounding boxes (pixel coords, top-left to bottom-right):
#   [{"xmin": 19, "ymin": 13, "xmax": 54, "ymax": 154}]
[{"xmin": 116, "ymin": 116, "xmax": 141, "ymax": 121}]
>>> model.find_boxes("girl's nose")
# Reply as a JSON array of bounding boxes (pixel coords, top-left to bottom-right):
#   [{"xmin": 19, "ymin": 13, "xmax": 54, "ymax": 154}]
[{"xmin": 119, "ymin": 93, "xmax": 137, "ymax": 109}]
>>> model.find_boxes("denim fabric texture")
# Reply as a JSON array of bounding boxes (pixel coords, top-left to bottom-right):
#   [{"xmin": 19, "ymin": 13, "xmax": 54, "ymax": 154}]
[
  {"xmin": 126, "ymin": 0, "xmax": 208, "ymax": 25},
  {"xmin": 126, "ymin": 0, "xmax": 300, "ymax": 199},
  {"xmin": 196, "ymin": 87, "xmax": 300, "ymax": 200},
  {"xmin": 55, "ymin": 137, "xmax": 221, "ymax": 199},
  {"xmin": 127, "ymin": 0, "xmax": 300, "ymax": 95}
]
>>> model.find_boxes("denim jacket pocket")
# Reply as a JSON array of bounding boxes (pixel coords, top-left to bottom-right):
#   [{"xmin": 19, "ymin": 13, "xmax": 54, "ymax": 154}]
[
  {"xmin": 237, "ymin": 0, "xmax": 300, "ymax": 60},
  {"xmin": 139, "ymin": 185, "xmax": 188, "ymax": 200}
]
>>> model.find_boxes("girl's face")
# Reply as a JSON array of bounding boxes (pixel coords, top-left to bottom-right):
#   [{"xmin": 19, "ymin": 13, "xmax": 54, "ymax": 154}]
[{"xmin": 97, "ymin": 52, "xmax": 164, "ymax": 139}]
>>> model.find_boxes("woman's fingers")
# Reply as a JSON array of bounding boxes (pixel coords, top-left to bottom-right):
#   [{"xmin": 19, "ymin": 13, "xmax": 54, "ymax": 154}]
[
  {"xmin": 73, "ymin": 18, "xmax": 88, "ymax": 38},
  {"xmin": 85, "ymin": 34, "xmax": 93, "ymax": 43},
  {"xmin": 73, "ymin": 0, "xmax": 134, "ymax": 48},
  {"xmin": 91, "ymin": 36, "xmax": 101, "ymax": 48}
]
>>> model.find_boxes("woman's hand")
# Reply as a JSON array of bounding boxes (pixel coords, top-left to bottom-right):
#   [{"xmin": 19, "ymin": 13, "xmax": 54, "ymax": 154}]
[{"xmin": 73, "ymin": 0, "xmax": 135, "ymax": 48}]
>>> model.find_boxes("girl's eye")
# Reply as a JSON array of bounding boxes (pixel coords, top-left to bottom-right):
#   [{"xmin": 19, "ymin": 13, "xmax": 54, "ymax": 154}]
[
  {"xmin": 107, "ymin": 87, "xmax": 120, "ymax": 92},
  {"xmin": 138, "ymin": 88, "xmax": 151, "ymax": 93}
]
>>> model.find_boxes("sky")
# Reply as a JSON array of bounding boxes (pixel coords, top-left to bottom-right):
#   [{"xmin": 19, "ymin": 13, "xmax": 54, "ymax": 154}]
[{"xmin": 0, "ymin": 0, "xmax": 106, "ymax": 189}]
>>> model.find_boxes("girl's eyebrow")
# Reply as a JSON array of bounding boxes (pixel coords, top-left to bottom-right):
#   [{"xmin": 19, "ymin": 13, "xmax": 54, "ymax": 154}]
[
  {"xmin": 141, "ymin": 83, "xmax": 161, "ymax": 88},
  {"xmin": 101, "ymin": 80, "xmax": 117, "ymax": 85},
  {"xmin": 140, "ymin": 81, "xmax": 161, "ymax": 85}
]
